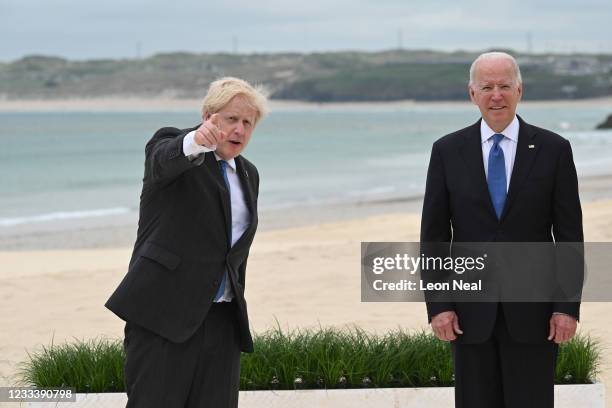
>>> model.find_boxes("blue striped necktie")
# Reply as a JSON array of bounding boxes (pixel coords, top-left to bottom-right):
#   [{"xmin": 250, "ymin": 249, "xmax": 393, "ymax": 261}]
[
  {"xmin": 487, "ymin": 133, "xmax": 507, "ymax": 219},
  {"xmin": 214, "ymin": 160, "xmax": 231, "ymax": 301}
]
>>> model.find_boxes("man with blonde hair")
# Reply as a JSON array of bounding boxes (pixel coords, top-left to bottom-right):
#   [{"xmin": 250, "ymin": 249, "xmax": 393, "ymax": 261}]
[
  {"xmin": 421, "ymin": 52, "xmax": 582, "ymax": 407},
  {"xmin": 106, "ymin": 77, "xmax": 268, "ymax": 407}
]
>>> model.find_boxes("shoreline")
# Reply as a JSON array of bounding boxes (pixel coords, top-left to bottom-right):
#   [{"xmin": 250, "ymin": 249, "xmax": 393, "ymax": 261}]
[
  {"xmin": 0, "ymin": 96, "xmax": 612, "ymax": 112},
  {"xmin": 1, "ymin": 171, "xmax": 610, "ymax": 251}
]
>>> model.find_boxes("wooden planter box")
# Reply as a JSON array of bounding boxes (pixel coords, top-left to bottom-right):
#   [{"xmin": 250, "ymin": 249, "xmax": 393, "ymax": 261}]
[{"xmin": 26, "ymin": 383, "xmax": 605, "ymax": 407}]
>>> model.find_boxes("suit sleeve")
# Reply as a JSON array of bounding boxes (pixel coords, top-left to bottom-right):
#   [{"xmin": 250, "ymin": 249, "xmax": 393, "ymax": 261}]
[
  {"xmin": 238, "ymin": 163, "xmax": 259, "ymax": 291},
  {"xmin": 144, "ymin": 127, "xmax": 199, "ymax": 187},
  {"xmin": 420, "ymin": 141, "xmax": 455, "ymax": 321},
  {"xmin": 551, "ymin": 139, "xmax": 583, "ymax": 319}
]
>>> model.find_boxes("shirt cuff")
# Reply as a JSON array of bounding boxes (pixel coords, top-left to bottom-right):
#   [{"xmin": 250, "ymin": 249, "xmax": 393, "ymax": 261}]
[{"xmin": 183, "ymin": 130, "xmax": 214, "ymax": 158}]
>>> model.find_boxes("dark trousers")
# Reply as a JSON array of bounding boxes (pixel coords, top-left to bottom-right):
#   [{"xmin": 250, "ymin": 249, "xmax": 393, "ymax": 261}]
[
  {"xmin": 452, "ymin": 305, "xmax": 558, "ymax": 408},
  {"xmin": 123, "ymin": 302, "xmax": 241, "ymax": 408}
]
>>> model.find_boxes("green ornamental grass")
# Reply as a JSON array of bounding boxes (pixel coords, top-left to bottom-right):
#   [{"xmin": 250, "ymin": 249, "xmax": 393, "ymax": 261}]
[{"xmin": 20, "ymin": 328, "xmax": 600, "ymax": 393}]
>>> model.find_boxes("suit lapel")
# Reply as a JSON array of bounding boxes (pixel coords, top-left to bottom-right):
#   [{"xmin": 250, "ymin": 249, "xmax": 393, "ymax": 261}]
[
  {"xmin": 235, "ymin": 156, "xmax": 256, "ymax": 217},
  {"xmin": 459, "ymin": 120, "xmax": 498, "ymax": 219},
  {"xmin": 500, "ymin": 117, "xmax": 539, "ymax": 221},
  {"xmin": 204, "ymin": 152, "xmax": 232, "ymax": 241},
  {"xmin": 229, "ymin": 156, "xmax": 258, "ymax": 252}
]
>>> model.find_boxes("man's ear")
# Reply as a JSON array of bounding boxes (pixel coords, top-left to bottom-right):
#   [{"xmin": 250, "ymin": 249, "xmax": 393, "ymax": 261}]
[
  {"xmin": 517, "ymin": 84, "xmax": 523, "ymax": 101},
  {"xmin": 203, "ymin": 111, "xmax": 211, "ymax": 121},
  {"xmin": 468, "ymin": 86, "xmax": 476, "ymax": 104}
]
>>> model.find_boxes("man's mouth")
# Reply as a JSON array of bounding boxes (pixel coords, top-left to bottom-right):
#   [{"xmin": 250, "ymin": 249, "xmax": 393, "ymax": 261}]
[
  {"xmin": 229, "ymin": 140, "xmax": 242, "ymax": 145},
  {"xmin": 490, "ymin": 106, "xmax": 506, "ymax": 110}
]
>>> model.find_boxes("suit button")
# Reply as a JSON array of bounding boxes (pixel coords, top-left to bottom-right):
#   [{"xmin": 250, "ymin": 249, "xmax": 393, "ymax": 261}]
[{"xmin": 212, "ymin": 280, "xmax": 219, "ymax": 287}]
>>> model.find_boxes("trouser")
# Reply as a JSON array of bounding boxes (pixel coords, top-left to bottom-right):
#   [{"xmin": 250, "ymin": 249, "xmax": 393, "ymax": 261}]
[
  {"xmin": 123, "ymin": 302, "xmax": 241, "ymax": 408},
  {"xmin": 452, "ymin": 305, "xmax": 558, "ymax": 408}
]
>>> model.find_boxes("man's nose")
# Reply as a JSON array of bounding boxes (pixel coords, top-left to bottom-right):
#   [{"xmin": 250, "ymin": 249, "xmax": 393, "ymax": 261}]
[
  {"xmin": 492, "ymin": 87, "xmax": 503, "ymax": 99},
  {"xmin": 234, "ymin": 122, "xmax": 245, "ymax": 135}
]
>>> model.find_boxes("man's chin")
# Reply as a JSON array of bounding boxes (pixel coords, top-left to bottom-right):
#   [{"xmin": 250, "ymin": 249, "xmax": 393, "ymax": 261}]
[
  {"xmin": 484, "ymin": 115, "xmax": 513, "ymax": 131},
  {"xmin": 216, "ymin": 147, "xmax": 242, "ymax": 160}
]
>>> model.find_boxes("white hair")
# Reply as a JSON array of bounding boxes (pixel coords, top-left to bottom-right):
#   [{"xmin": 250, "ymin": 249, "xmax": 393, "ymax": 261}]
[{"xmin": 469, "ymin": 52, "xmax": 522, "ymax": 86}]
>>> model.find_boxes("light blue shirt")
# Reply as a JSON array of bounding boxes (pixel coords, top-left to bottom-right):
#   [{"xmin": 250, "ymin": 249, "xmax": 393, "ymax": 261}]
[{"xmin": 481, "ymin": 116, "xmax": 519, "ymax": 192}]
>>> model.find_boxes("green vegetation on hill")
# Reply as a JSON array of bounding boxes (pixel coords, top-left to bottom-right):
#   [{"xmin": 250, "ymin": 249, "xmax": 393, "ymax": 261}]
[
  {"xmin": 1, "ymin": 50, "xmax": 611, "ymax": 102},
  {"xmin": 274, "ymin": 62, "xmax": 470, "ymax": 101}
]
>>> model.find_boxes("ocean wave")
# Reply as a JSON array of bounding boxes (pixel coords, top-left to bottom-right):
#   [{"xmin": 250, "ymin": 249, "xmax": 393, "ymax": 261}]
[{"xmin": 0, "ymin": 207, "xmax": 131, "ymax": 227}]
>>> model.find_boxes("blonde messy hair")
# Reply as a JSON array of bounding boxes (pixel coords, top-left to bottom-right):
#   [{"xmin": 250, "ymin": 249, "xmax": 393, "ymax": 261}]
[{"xmin": 201, "ymin": 77, "xmax": 269, "ymax": 124}]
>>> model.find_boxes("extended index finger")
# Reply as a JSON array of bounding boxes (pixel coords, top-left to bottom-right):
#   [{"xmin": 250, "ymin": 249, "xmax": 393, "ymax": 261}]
[{"xmin": 209, "ymin": 113, "xmax": 229, "ymax": 141}]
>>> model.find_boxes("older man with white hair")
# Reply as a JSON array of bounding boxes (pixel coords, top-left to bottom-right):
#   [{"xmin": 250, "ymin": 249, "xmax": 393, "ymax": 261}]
[{"xmin": 421, "ymin": 52, "xmax": 583, "ymax": 407}]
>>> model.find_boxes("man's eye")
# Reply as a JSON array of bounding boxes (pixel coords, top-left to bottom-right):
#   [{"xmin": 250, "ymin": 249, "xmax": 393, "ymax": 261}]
[{"xmin": 482, "ymin": 87, "xmax": 492, "ymax": 91}]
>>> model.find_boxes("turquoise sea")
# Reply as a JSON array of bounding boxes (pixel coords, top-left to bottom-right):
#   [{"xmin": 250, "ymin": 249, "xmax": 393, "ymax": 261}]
[{"xmin": 1, "ymin": 102, "xmax": 611, "ymax": 244}]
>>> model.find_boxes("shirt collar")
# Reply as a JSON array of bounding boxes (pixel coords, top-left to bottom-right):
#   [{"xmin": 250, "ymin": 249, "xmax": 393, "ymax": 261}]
[
  {"xmin": 480, "ymin": 115, "xmax": 519, "ymax": 144},
  {"xmin": 213, "ymin": 153, "xmax": 236, "ymax": 172}
]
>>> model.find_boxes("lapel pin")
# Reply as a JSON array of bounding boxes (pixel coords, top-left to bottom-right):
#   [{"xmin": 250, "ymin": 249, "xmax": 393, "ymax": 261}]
[{"xmin": 528, "ymin": 144, "xmax": 535, "ymax": 149}]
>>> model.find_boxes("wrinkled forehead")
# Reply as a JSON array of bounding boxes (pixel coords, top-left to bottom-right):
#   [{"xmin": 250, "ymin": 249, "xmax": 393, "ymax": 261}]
[
  {"xmin": 473, "ymin": 59, "xmax": 517, "ymax": 84},
  {"xmin": 221, "ymin": 94, "xmax": 258, "ymax": 117}
]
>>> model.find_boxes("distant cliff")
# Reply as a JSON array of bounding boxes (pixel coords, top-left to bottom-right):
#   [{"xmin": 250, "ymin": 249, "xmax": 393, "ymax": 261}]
[{"xmin": 1, "ymin": 50, "xmax": 611, "ymax": 102}]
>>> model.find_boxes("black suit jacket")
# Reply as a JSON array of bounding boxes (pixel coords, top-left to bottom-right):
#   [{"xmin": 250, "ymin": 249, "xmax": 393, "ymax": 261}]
[
  {"xmin": 420, "ymin": 116, "xmax": 583, "ymax": 344},
  {"xmin": 106, "ymin": 125, "xmax": 259, "ymax": 352}
]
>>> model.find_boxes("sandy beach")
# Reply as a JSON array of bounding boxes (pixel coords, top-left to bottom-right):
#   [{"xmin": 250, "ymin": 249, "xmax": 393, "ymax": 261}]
[{"xmin": 0, "ymin": 196, "xmax": 611, "ymax": 405}]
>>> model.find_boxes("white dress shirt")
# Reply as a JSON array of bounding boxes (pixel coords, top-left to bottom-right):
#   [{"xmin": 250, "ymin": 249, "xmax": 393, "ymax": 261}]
[
  {"xmin": 481, "ymin": 115, "xmax": 519, "ymax": 191},
  {"xmin": 183, "ymin": 130, "xmax": 251, "ymax": 302}
]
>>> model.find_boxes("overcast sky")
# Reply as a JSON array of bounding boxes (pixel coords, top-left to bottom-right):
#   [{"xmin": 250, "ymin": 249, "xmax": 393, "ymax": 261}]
[{"xmin": 1, "ymin": 0, "xmax": 611, "ymax": 61}]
